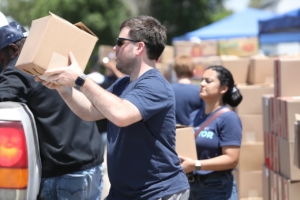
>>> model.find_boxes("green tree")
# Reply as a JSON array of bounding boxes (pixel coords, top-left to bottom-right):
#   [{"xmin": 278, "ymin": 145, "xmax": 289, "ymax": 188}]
[
  {"xmin": 138, "ymin": 0, "xmax": 231, "ymax": 44},
  {"xmin": 0, "ymin": 0, "xmax": 132, "ymax": 46},
  {"xmin": 0, "ymin": 0, "xmax": 133, "ymax": 71}
]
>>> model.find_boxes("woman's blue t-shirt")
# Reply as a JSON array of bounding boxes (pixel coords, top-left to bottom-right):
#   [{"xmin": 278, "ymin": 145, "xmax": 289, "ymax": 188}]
[
  {"xmin": 106, "ymin": 69, "xmax": 189, "ymax": 200},
  {"xmin": 190, "ymin": 106, "xmax": 242, "ymax": 175}
]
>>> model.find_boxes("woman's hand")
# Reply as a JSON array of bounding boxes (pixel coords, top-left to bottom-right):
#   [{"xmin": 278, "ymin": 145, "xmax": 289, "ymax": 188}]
[{"xmin": 178, "ymin": 155, "xmax": 196, "ymax": 174}]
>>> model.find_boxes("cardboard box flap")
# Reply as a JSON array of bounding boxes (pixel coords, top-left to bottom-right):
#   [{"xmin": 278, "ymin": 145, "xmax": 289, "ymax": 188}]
[
  {"xmin": 49, "ymin": 12, "xmax": 98, "ymax": 39},
  {"xmin": 74, "ymin": 22, "xmax": 98, "ymax": 38}
]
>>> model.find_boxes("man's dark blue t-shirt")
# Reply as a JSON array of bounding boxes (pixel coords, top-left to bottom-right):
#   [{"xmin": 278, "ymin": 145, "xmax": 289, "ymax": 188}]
[{"xmin": 106, "ymin": 69, "xmax": 189, "ymax": 200}]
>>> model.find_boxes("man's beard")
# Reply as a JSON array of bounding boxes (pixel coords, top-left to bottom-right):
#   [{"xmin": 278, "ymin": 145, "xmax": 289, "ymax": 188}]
[{"xmin": 116, "ymin": 55, "xmax": 137, "ymax": 75}]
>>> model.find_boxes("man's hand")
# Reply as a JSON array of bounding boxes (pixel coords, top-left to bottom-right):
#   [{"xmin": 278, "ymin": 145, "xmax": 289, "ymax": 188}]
[{"xmin": 35, "ymin": 52, "xmax": 83, "ymax": 88}]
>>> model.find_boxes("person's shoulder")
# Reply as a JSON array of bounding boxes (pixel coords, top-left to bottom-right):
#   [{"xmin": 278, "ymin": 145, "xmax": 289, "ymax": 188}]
[{"xmin": 219, "ymin": 108, "xmax": 240, "ymax": 122}]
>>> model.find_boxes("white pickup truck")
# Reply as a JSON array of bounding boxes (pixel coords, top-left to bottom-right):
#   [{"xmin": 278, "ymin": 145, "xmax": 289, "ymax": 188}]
[{"xmin": 0, "ymin": 102, "xmax": 41, "ymax": 200}]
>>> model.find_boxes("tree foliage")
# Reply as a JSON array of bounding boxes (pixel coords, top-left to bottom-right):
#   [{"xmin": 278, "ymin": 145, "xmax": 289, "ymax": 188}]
[
  {"xmin": 1, "ymin": 0, "xmax": 132, "ymax": 46},
  {"xmin": 139, "ymin": 0, "xmax": 231, "ymax": 44}
]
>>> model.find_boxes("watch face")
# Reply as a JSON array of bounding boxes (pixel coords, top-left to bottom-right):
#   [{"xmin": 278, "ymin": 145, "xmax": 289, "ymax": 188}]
[{"xmin": 75, "ymin": 76, "xmax": 85, "ymax": 87}]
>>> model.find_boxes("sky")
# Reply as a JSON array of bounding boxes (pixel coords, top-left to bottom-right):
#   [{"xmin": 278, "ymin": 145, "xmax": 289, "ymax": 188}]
[{"xmin": 224, "ymin": 0, "xmax": 249, "ymax": 12}]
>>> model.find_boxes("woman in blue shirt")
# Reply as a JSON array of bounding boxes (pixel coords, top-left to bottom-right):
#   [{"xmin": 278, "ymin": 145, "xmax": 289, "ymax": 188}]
[{"xmin": 179, "ymin": 65, "xmax": 243, "ymax": 200}]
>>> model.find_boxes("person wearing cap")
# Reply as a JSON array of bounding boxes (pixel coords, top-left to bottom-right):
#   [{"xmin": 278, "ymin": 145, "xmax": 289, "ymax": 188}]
[{"xmin": 0, "ymin": 15, "xmax": 105, "ymax": 200}]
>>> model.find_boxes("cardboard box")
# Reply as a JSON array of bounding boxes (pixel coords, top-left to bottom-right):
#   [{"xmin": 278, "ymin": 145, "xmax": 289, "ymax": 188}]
[
  {"xmin": 98, "ymin": 45, "xmax": 115, "ymax": 64},
  {"xmin": 157, "ymin": 45, "xmax": 174, "ymax": 65},
  {"xmin": 264, "ymin": 132, "xmax": 272, "ymax": 170},
  {"xmin": 220, "ymin": 56, "xmax": 250, "ymax": 84},
  {"xmin": 233, "ymin": 169, "xmax": 262, "ymax": 198},
  {"xmin": 270, "ymin": 170, "xmax": 278, "ymax": 200},
  {"xmin": 239, "ymin": 114, "xmax": 263, "ymax": 143},
  {"xmin": 218, "ymin": 37, "xmax": 259, "ymax": 57},
  {"xmin": 237, "ymin": 142, "xmax": 264, "ymax": 171},
  {"xmin": 175, "ymin": 126, "xmax": 197, "ymax": 160},
  {"xmin": 279, "ymin": 137, "xmax": 300, "ymax": 180},
  {"xmin": 235, "ymin": 84, "xmax": 274, "ymax": 115},
  {"xmin": 282, "ymin": 177, "xmax": 300, "ymax": 200},
  {"xmin": 173, "ymin": 40, "xmax": 218, "ymax": 58},
  {"xmin": 262, "ymin": 164, "xmax": 270, "ymax": 200},
  {"xmin": 262, "ymin": 94, "xmax": 274, "ymax": 133},
  {"xmin": 274, "ymin": 58, "xmax": 300, "ymax": 98},
  {"xmin": 248, "ymin": 56, "xmax": 276, "ymax": 84},
  {"xmin": 271, "ymin": 134, "xmax": 279, "ymax": 173},
  {"xmin": 282, "ymin": 97, "xmax": 300, "ymax": 140},
  {"xmin": 192, "ymin": 56, "xmax": 222, "ymax": 78},
  {"xmin": 16, "ymin": 12, "xmax": 98, "ymax": 78},
  {"xmin": 295, "ymin": 120, "xmax": 300, "ymax": 169}
]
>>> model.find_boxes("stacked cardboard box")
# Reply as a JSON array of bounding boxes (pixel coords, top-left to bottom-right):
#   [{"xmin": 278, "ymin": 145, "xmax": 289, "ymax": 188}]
[
  {"xmin": 262, "ymin": 57, "xmax": 300, "ymax": 200},
  {"xmin": 230, "ymin": 55, "xmax": 276, "ymax": 199}
]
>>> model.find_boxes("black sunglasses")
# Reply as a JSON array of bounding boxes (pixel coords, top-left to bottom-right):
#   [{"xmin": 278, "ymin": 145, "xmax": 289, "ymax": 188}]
[{"xmin": 116, "ymin": 37, "xmax": 141, "ymax": 47}]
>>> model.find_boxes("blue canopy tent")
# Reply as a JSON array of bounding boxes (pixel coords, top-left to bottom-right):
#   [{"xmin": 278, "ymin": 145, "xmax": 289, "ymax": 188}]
[
  {"xmin": 259, "ymin": 8, "xmax": 300, "ymax": 44},
  {"xmin": 172, "ymin": 8, "xmax": 276, "ymax": 42}
]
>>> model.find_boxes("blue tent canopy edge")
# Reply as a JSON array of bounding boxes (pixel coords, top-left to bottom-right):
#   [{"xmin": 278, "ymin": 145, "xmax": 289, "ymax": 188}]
[
  {"xmin": 172, "ymin": 8, "xmax": 276, "ymax": 42},
  {"xmin": 259, "ymin": 8, "xmax": 300, "ymax": 44}
]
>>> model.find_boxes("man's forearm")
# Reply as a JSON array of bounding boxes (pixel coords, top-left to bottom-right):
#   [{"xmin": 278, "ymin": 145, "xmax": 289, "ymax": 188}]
[{"xmin": 57, "ymin": 85, "xmax": 105, "ymax": 121}]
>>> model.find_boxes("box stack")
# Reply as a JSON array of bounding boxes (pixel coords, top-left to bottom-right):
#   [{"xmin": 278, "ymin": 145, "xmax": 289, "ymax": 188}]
[
  {"xmin": 262, "ymin": 57, "xmax": 300, "ymax": 200},
  {"xmin": 231, "ymin": 55, "xmax": 275, "ymax": 200},
  {"xmin": 173, "ymin": 40, "xmax": 219, "ymax": 78}
]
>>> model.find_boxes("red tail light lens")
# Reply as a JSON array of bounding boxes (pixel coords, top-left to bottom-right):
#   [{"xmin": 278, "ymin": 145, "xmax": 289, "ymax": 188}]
[
  {"xmin": 0, "ymin": 121, "xmax": 28, "ymax": 167},
  {"xmin": 0, "ymin": 121, "xmax": 28, "ymax": 189}
]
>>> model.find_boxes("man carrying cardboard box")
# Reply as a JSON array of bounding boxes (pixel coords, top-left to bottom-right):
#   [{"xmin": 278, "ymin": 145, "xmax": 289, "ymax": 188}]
[
  {"xmin": 0, "ymin": 13, "xmax": 105, "ymax": 200},
  {"xmin": 37, "ymin": 15, "xmax": 190, "ymax": 200}
]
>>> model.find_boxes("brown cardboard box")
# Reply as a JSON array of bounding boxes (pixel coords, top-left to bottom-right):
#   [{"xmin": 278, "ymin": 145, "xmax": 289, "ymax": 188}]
[
  {"xmin": 262, "ymin": 94, "xmax": 274, "ymax": 133},
  {"xmin": 239, "ymin": 114, "xmax": 263, "ymax": 142},
  {"xmin": 237, "ymin": 142, "xmax": 264, "ymax": 171},
  {"xmin": 157, "ymin": 45, "xmax": 174, "ymax": 65},
  {"xmin": 175, "ymin": 126, "xmax": 197, "ymax": 160},
  {"xmin": 279, "ymin": 137, "xmax": 300, "ymax": 180},
  {"xmin": 282, "ymin": 177, "xmax": 300, "ymax": 200},
  {"xmin": 264, "ymin": 132, "xmax": 272, "ymax": 170},
  {"xmin": 248, "ymin": 56, "xmax": 276, "ymax": 84},
  {"xmin": 274, "ymin": 58, "xmax": 300, "ymax": 98},
  {"xmin": 277, "ymin": 173, "xmax": 284, "ymax": 200},
  {"xmin": 16, "ymin": 12, "xmax": 98, "ymax": 78},
  {"xmin": 173, "ymin": 40, "xmax": 218, "ymax": 58},
  {"xmin": 233, "ymin": 169, "xmax": 262, "ymax": 198},
  {"xmin": 218, "ymin": 37, "xmax": 259, "ymax": 57},
  {"xmin": 270, "ymin": 170, "xmax": 278, "ymax": 200},
  {"xmin": 193, "ymin": 56, "xmax": 222, "ymax": 78},
  {"xmin": 295, "ymin": 120, "xmax": 300, "ymax": 169},
  {"xmin": 262, "ymin": 164, "xmax": 270, "ymax": 200},
  {"xmin": 220, "ymin": 56, "xmax": 250, "ymax": 84},
  {"xmin": 282, "ymin": 98, "xmax": 300, "ymax": 140},
  {"xmin": 271, "ymin": 134, "xmax": 279, "ymax": 173},
  {"xmin": 98, "ymin": 45, "xmax": 115, "ymax": 64},
  {"xmin": 235, "ymin": 84, "xmax": 274, "ymax": 115}
]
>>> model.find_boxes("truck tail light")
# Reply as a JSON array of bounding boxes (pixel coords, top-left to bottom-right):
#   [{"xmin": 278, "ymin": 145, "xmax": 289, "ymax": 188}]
[{"xmin": 0, "ymin": 121, "xmax": 28, "ymax": 189}]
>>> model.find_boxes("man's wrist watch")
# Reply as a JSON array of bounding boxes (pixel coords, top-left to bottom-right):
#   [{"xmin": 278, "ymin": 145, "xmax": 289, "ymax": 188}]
[
  {"xmin": 195, "ymin": 160, "xmax": 201, "ymax": 171},
  {"xmin": 74, "ymin": 74, "xmax": 87, "ymax": 90}
]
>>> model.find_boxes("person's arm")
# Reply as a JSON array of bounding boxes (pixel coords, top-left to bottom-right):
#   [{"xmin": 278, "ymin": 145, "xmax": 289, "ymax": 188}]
[
  {"xmin": 36, "ymin": 52, "xmax": 142, "ymax": 127},
  {"xmin": 179, "ymin": 146, "xmax": 240, "ymax": 173}
]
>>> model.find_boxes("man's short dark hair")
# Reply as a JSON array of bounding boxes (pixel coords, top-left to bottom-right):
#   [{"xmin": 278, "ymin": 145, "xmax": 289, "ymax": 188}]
[{"xmin": 120, "ymin": 16, "xmax": 167, "ymax": 61}]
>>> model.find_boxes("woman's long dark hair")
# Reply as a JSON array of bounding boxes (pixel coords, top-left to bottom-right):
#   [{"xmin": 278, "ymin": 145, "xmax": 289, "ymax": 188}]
[{"xmin": 206, "ymin": 65, "xmax": 243, "ymax": 107}]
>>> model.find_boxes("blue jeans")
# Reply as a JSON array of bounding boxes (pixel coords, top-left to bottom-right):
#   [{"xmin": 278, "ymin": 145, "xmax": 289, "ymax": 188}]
[
  {"xmin": 188, "ymin": 172, "xmax": 238, "ymax": 200},
  {"xmin": 37, "ymin": 164, "xmax": 103, "ymax": 200}
]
